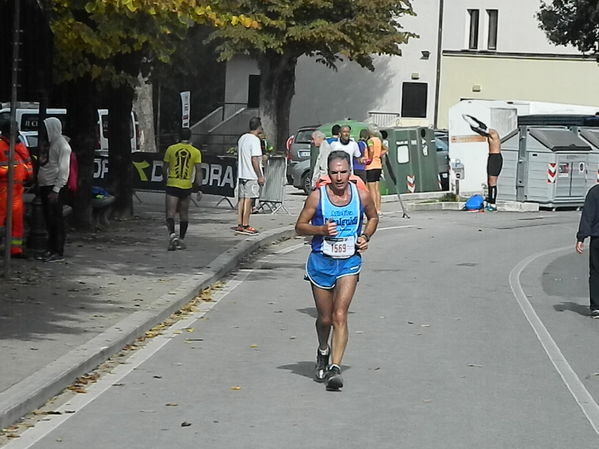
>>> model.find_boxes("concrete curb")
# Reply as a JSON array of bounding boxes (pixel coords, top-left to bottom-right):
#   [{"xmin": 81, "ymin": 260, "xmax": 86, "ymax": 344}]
[
  {"xmin": 381, "ymin": 193, "xmax": 540, "ymax": 213},
  {"xmin": 0, "ymin": 226, "xmax": 296, "ymax": 430}
]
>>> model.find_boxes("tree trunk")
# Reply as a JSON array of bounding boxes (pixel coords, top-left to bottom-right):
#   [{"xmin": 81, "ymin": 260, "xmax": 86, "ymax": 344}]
[
  {"xmin": 257, "ymin": 52, "xmax": 298, "ymax": 153},
  {"xmin": 133, "ymin": 73, "xmax": 157, "ymax": 152},
  {"xmin": 106, "ymin": 83, "xmax": 135, "ymax": 219},
  {"xmin": 64, "ymin": 76, "xmax": 97, "ymax": 229}
]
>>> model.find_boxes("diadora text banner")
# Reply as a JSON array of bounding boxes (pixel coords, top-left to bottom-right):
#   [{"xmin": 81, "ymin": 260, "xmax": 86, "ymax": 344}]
[{"xmin": 93, "ymin": 152, "xmax": 238, "ymax": 197}]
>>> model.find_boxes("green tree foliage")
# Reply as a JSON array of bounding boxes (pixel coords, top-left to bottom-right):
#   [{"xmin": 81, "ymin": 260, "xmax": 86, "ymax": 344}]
[
  {"xmin": 152, "ymin": 25, "xmax": 227, "ymax": 147},
  {"xmin": 44, "ymin": 0, "xmax": 254, "ymax": 220},
  {"xmin": 210, "ymin": 0, "xmax": 417, "ymax": 151},
  {"xmin": 538, "ymin": 1, "xmax": 599, "ymax": 57}
]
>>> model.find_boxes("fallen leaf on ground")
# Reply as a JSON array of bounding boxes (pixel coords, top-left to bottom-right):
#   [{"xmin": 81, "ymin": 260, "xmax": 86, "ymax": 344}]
[{"xmin": 230, "ymin": 386, "xmax": 241, "ymax": 390}]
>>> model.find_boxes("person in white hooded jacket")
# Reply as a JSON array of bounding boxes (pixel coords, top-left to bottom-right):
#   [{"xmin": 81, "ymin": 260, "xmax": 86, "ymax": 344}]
[{"xmin": 37, "ymin": 117, "xmax": 71, "ymax": 262}]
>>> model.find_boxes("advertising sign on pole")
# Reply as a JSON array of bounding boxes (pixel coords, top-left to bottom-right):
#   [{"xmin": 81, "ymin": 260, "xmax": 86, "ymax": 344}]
[{"xmin": 180, "ymin": 91, "xmax": 190, "ymax": 128}]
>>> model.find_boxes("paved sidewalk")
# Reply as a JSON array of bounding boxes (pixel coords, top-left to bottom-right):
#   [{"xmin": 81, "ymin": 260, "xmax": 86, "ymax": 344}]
[{"xmin": 0, "ymin": 189, "xmax": 311, "ymax": 429}]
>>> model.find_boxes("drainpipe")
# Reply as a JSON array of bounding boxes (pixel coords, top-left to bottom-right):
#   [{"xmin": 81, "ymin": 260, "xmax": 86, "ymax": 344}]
[{"xmin": 433, "ymin": 0, "xmax": 444, "ymax": 130}]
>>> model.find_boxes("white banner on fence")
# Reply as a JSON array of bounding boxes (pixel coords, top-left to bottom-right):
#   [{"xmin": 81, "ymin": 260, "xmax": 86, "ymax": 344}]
[{"xmin": 180, "ymin": 91, "xmax": 190, "ymax": 128}]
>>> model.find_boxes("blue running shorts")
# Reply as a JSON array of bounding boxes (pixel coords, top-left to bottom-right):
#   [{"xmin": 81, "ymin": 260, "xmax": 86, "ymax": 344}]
[{"xmin": 305, "ymin": 252, "xmax": 362, "ymax": 289}]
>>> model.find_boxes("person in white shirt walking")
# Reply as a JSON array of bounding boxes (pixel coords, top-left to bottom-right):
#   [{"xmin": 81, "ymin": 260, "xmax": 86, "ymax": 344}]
[{"xmin": 236, "ymin": 117, "xmax": 265, "ymax": 235}]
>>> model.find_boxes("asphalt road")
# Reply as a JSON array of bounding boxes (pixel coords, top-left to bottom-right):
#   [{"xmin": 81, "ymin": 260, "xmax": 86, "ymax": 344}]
[{"xmin": 4, "ymin": 208, "xmax": 599, "ymax": 448}]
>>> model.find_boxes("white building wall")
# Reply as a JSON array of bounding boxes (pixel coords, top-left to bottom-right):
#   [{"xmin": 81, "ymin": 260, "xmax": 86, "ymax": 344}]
[
  {"xmin": 289, "ymin": 0, "xmax": 441, "ymax": 132},
  {"xmin": 443, "ymin": 0, "xmax": 580, "ymax": 54},
  {"xmin": 224, "ymin": 56, "xmax": 259, "ymax": 106},
  {"xmin": 219, "ymin": 1, "xmax": 591, "ymax": 142}
]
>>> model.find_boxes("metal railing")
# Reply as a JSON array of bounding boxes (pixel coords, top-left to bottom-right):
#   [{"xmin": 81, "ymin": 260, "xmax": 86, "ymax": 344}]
[{"xmin": 367, "ymin": 111, "xmax": 401, "ymax": 128}]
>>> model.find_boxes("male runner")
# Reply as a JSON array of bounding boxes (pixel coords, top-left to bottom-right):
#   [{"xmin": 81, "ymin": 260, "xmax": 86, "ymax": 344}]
[
  {"xmin": 163, "ymin": 127, "xmax": 202, "ymax": 250},
  {"xmin": 463, "ymin": 115, "xmax": 502, "ymax": 211},
  {"xmin": 295, "ymin": 151, "xmax": 378, "ymax": 391}
]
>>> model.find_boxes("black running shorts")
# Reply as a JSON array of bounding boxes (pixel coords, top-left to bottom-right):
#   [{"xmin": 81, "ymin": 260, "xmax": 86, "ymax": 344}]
[
  {"xmin": 165, "ymin": 186, "xmax": 192, "ymax": 199},
  {"xmin": 366, "ymin": 168, "xmax": 382, "ymax": 183},
  {"xmin": 487, "ymin": 153, "xmax": 503, "ymax": 177}
]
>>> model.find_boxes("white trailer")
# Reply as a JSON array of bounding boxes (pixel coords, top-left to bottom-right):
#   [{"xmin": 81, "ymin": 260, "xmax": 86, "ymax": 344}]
[
  {"xmin": 447, "ymin": 100, "xmax": 518, "ymax": 195},
  {"xmin": 447, "ymin": 100, "xmax": 599, "ymax": 196}
]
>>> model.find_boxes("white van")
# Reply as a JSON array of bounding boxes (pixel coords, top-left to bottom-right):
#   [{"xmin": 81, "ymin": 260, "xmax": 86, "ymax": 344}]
[
  {"xmin": 0, "ymin": 105, "xmax": 138, "ymax": 152},
  {"xmin": 0, "ymin": 106, "xmax": 67, "ymax": 148},
  {"xmin": 96, "ymin": 109, "xmax": 139, "ymax": 155}
]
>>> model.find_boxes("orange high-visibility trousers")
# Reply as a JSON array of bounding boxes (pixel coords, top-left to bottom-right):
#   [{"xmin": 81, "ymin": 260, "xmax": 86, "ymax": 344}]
[
  {"xmin": 0, "ymin": 182, "xmax": 25, "ymax": 255},
  {"xmin": 0, "ymin": 140, "xmax": 31, "ymax": 256}
]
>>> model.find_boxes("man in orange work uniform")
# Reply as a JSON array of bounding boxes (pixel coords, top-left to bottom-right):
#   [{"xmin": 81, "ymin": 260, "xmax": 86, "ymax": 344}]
[{"xmin": 0, "ymin": 118, "xmax": 33, "ymax": 257}]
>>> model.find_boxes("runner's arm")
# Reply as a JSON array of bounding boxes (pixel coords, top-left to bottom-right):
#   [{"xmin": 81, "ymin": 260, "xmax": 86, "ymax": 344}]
[
  {"xmin": 194, "ymin": 162, "xmax": 203, "ymax": 187},
  {"xmin": 295, "ymin": 190, "xmax": 337, "ymax": 237},
  {"xmin": 356, "ymin": 189, "xmax": 378, "ymax": 252}
]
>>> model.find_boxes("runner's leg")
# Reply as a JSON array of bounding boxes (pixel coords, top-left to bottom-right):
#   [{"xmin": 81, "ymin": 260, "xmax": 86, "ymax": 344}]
[
  {"xmin": 312, "ymin": 283, "xmax": 334, "ymax": 350},
  {"xmin": 330, "ymin": 275, "xmax": 358, "ymax": 366},
  {"xmin": 165, "ymin": 194, "xmax": 178, "ymax": 234},
  {"xmin": 179, "ymin": 195, "xmax": 190, "ymax": 238}
]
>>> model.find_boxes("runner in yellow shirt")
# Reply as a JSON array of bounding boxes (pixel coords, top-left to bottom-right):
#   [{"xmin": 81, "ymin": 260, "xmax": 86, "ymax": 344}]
[{"xmin": 163, "ymin": 128, "xmax": 202, "ymax": 250}]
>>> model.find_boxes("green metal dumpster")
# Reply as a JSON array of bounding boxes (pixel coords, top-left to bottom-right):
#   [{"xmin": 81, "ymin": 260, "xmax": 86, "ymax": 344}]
[{"xmin": 383, "ymin": 127, "xmax": 441, "ymax": 194}]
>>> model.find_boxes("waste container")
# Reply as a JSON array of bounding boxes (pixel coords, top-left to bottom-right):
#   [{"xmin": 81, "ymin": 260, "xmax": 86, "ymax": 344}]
[
  {"xmin": 498, "ymin": 125, "xmax": 591, "ymax": 207},
  {"xmin": 574, "ymin": 127, "xmax": 599, "ymax": 191},
  {"xmin": 382, "ymin": 127, "xmax": 441, "ymax": 194}
]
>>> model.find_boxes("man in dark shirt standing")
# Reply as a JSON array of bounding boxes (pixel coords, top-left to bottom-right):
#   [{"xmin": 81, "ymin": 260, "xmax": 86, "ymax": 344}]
[{"xmin": 576, "ymin": 184, "xmax": 599, "ymax": 317}]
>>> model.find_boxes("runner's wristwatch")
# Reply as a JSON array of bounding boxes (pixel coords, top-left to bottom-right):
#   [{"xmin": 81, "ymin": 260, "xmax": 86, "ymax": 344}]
[{"xmin": 361, "ymin": 234, "xmax": 370, "ymax": 242}]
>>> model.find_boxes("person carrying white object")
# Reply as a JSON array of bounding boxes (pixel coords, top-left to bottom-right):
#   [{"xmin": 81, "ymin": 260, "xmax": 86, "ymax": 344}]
[{"xmin": 462, "ymin": 115, "xmax": 503, "ymax": 211}]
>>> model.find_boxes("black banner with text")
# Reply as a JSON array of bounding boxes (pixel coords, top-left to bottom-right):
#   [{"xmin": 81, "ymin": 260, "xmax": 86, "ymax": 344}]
[{"xmin": 93, "ymin": 152, "xmax": 238, "ymax": 197}]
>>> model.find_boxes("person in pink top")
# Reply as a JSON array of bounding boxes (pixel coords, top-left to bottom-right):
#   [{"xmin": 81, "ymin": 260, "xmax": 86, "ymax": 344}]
[{"xmin": 365, "ymin": 129, "xmax": 388, "ymax": 215}]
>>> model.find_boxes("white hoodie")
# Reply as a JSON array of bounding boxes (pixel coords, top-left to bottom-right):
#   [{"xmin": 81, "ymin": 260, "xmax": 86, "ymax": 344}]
[{"xmin": 38, "ymin": 117, "xmax": 71, "ymax": 193}]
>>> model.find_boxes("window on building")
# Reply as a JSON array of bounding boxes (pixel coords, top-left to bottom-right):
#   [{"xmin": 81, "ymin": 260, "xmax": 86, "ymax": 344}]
[
  {"xmin": 468, "ymin": 9, "xmax": 479, "ymax": 50},
  {"xmin": 247, "ymin": 75, "xmax": 260, "ymax": 108},
  {"xmin": 401, "ymin": 82, "xmax": 428, "ymax": 118},
  {"xmin": 487, "ymin": 9, "xmax": 498, "ymax": 50}
]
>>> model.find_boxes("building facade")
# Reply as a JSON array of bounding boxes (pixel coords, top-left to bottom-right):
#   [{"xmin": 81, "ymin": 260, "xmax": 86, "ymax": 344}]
[
  {"xmin": 437, "ymin": 1, "xmax": 599, "ymax": 129},
  {"xmin": 212, "ymin": 1, "xmax": 599, "ymax": 146}
]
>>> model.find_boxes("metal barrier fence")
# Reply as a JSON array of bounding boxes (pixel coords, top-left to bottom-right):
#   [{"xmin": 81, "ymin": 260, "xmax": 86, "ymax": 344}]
[
  {"xmin": 257, "ymin": 156, "xmax": 288, "ymax": 214},
  {"xmin": 367, "ymin": 111, "xmax": 401, "ymax": 128}
]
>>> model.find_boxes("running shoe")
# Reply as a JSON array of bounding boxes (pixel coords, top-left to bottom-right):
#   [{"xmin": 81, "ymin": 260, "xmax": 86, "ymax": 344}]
[
  {"xmin": 485, "ymin": 204, "xmax": 497, "ymax": 212},
  {"xmin": 591, "ymin": 309, "xmax": 599, "ymax": 318},
  {"xmin": 35, "ymin": 250, "xmax": 52, "ymax": 261},
  {"xmin": 44, "ymin": 253, "xmax": 65, "ymax": 263},
  {"xmin": 168, "ymin": 234, "xmax": 178, "ymax": 251},
  {"xmin": 175, "ymin": 239, "xmax": 186, "ymax": 250},
  {"xmin": 314, "ymin": 346, "xmax": 330, "ymax": 383},
  {"xmin": 462, "ymin": 114, "xmax": 490, "ymax": 137},
  {"xmin": 325, "ymin": 364, "xmax": 343, "ymax": 391}
]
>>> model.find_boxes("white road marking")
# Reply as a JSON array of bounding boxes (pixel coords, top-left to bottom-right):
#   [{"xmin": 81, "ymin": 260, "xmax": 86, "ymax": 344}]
[
  {"xmin": 271, "ymin": 242, "xmax": 306, "ymax": 254},
  {"xmin": 509, "ymin": 246, "xmax": 599, "ymax": 436},
  {"xmin": 4, "ymin": 244, "xmax": 302, "ymax": 448},
  {"xmin": 377, "ymin": 225, "xmax": 416, "ymax": 232}
]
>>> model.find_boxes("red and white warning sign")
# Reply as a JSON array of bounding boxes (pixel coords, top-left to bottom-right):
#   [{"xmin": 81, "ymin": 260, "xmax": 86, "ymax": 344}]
[
  {"xmin": 547, "ymin": 163, "xmax": 557, "ymax": 184},
  {"xmin": 407, "ymin": 175, "xmax": 416, "ymax": 193}
]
